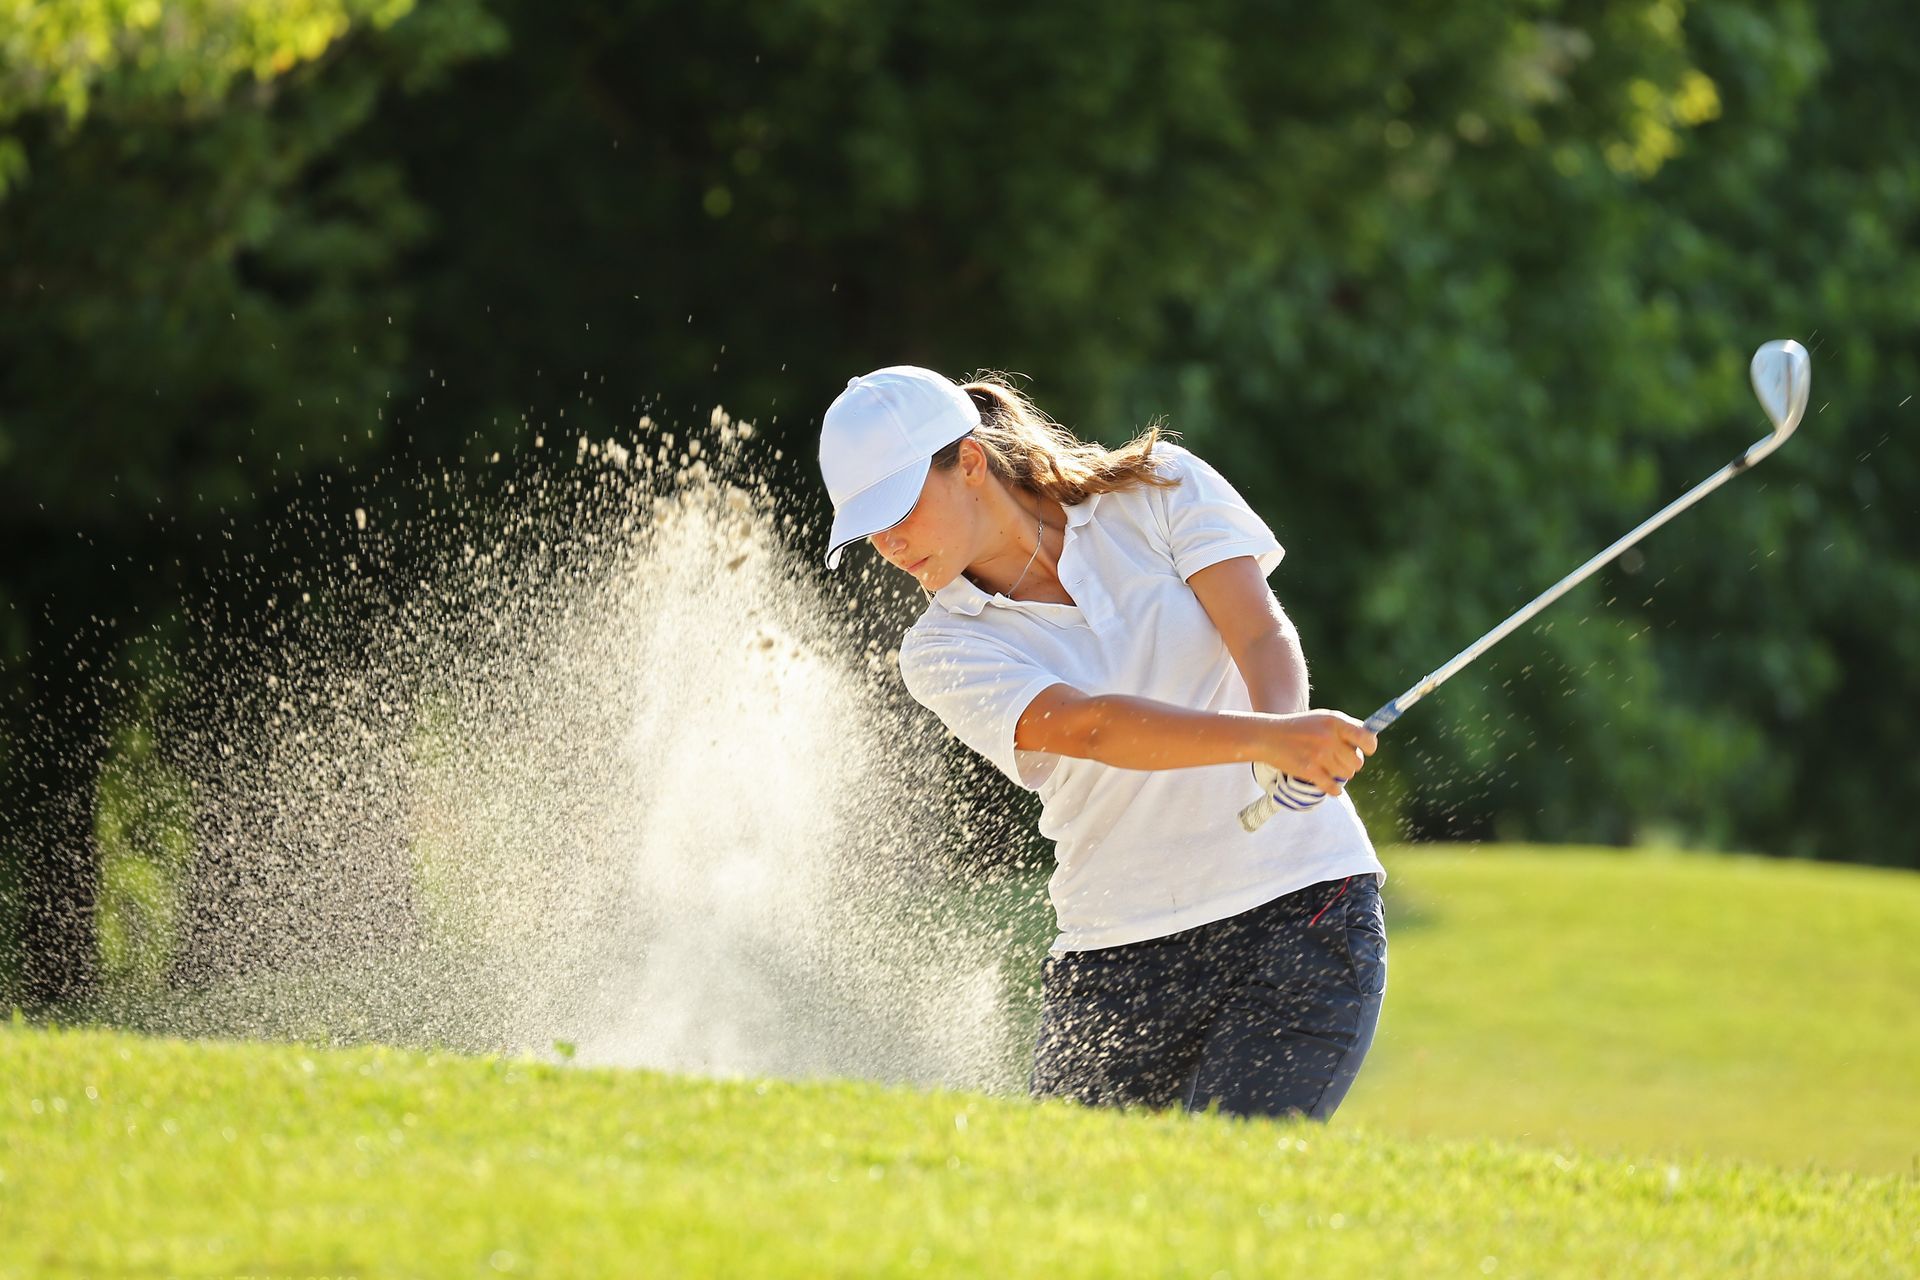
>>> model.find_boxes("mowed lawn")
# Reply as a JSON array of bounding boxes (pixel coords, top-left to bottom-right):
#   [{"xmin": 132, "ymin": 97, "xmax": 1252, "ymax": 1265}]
[
  {"xmin": 2, "ymin": 1023, "xmax": 1914, "ymax": 1279},
  {"xmin": 1332, "ymin": 846, "xmax": 1920, "ymax": 1176},
  {"xmin": 973, "ymin": 843, "xmax": 1920, "ymax": 1177}
]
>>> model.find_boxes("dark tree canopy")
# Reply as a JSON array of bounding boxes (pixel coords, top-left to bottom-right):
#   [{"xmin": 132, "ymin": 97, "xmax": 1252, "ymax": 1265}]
[{"xmin": 3, "ymin": 0, "xmax": 1914, "ymax": 1008}]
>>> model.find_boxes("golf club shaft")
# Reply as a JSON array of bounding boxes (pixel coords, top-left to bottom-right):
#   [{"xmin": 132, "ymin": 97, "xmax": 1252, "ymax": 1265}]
[
  {"xmin": 1365, "ymin": 446, "xmax": 1759, "ymax": 733},
  {"xmin": 1237, "ymin": 445, "xmax": 1764, "ymax": 835}
]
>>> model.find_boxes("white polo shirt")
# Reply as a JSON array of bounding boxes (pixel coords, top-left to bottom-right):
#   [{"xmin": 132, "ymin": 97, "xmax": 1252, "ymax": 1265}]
[{"xmin": 897, "ymin": 441, "xmax": 1385, "ymax": 954}]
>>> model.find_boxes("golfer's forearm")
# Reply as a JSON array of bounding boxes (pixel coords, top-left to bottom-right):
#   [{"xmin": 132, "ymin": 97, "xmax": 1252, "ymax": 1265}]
[{"xmin": 1074, "ymin": 694, "xmax": 1268, "ymax": 771}]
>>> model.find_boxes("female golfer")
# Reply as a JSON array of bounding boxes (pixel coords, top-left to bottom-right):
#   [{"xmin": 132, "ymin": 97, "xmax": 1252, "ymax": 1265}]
[{"xmin": 818, "ymin": 365, "xmax": 1386, "ymax": 1120}]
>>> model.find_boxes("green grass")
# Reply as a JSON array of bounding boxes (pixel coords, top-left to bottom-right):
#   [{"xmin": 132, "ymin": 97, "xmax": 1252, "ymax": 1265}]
[
  {"xmin": 1323, "ymin": 846, "xmax": 1920, "ymax": 1177},
  {"xmin": 963, "ymin": 843, "xmax": 1920, "ymax": 1177},
  {"xmin": 2, "ymin": 1023, "xmax": 1914, "ymax": 1278},
  {"xmin": 4, "ymin": 843, "xmax": 1916, "ymax": 1276}
]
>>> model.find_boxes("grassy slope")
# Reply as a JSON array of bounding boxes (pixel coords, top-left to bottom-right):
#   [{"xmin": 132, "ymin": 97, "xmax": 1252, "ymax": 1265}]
[
  {"xmin": 963, "ymin": 843, "xmax": 1920, "ymax": 1176},
  {"xmin": 1331, "ymin": 846, "xmax": 1920, "ymax": 1176},
  {"xmin": 1, "ymin": 1024, "xmax": 1914, "ymax": 1279}
]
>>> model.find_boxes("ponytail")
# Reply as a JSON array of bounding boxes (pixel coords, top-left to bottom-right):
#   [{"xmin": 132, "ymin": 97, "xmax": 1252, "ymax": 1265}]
[{"xmin": 930, "ymin": 372, "xmax": 1181, "ymax": 506}]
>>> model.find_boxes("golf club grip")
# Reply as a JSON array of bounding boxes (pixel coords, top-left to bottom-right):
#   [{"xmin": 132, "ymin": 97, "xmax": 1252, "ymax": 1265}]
[
  {"xmin": 1237, "ymin": 701, "xmax": 1402, "ymax": 833},
  {"xmin": 1237, "ymin": 790, "xmax": 1283, "ymax": 833},
  {"xmin": 1236, "ymin": 767, "xmax": 1344, "ymax": 830}
]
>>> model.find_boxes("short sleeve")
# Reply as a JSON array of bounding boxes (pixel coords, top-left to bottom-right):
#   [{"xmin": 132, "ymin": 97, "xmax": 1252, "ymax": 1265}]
[
  {"xmin": 897, "ymin": 628, "xmax": 1070, "ymax": 792},
  {"xmin": 1151, "ymin": 443, "xmax": 1285, "ymax": 581}
]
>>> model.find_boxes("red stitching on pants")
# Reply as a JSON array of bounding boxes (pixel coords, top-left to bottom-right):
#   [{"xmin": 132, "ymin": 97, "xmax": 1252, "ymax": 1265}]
[{"xmin": 1308, "ymin": 876, "xmax": 1352, "ymax": 927}]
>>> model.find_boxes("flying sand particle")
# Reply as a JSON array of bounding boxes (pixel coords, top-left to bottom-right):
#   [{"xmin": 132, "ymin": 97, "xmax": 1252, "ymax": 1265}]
[{"xmin": 83, "ymin": 407, "xmax": 1028, "ymax": 1094}]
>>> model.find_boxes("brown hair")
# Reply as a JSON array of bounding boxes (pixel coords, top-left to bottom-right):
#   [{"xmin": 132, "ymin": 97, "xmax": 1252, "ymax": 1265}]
[{"xmin": 930, "ymin": 372, "xmax": 1182, "ymax": 505}]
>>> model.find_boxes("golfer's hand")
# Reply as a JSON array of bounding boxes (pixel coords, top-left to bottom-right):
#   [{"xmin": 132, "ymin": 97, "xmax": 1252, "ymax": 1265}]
[{"xmin": 1253, "ymin": 711, "xmax": 1377, "ymax": 797}]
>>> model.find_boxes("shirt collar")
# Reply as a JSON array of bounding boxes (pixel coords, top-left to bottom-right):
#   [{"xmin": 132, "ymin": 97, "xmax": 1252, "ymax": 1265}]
[{"xmin": 931, "ymin": 493, "xmax": 1100, "ymax": 617}]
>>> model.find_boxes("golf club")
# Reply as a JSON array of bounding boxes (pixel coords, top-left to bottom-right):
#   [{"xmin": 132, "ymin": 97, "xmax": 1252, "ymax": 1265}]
[{"xmin": 1241, "ymin": 338, "xmax": 1812, "ymax": 833}]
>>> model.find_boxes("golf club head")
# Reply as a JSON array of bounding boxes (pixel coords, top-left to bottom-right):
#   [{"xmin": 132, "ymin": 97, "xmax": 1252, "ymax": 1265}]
[{"xmin": 1747, "ymin": 339, "xmax": 1812, "ymax": 461}]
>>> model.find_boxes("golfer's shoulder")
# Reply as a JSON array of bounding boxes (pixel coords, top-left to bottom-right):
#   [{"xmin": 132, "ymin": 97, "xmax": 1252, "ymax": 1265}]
[
  {"xmin": 1154, "ymin": 440, "xmax": 1248, "ymax": 496},
  {"xmin": 1131, "ymin": 439, "xmax": 1211, "ymax": 508},
  {"xmin": 1105, "ymin": 439, "xmax": 1204, "ymax": 532},
  {"xmin": 899, "ymin": 616, "xmax": 1020, "ymax": 674},
  {"xmin": 1143, "ymin": 437, "xmax": 1204, "ymax": 478},
  {"xmin": 901, "ymin": 615, "xmax": 980, "ymax": 657},
  {"xmin": 1088, "ymin": 439, "xmax": 1193, "ymax": 527},
  {"xmin": 1148, "ymin": 437, "xmax": 1198, "ymax": 467}
]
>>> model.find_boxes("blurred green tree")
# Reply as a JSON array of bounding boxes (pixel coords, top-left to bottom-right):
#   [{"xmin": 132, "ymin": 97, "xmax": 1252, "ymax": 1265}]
[
  {"xmin": 5, "ymin": 0, "xmax": 1916, "ymax": 1012},
  {"xmin": 384, "ymin": 0, "xmax": 1888, "ymax": 857},
  {"xmin": 0, "ymin": 0, "xmax": 504, "ymax": 1008}
]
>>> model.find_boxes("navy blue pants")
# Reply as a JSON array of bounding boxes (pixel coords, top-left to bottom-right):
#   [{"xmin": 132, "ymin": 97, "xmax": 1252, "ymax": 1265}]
[{"xmin": 1029, "ymin": 874, "xmax": 1387, "ymax": 1120}]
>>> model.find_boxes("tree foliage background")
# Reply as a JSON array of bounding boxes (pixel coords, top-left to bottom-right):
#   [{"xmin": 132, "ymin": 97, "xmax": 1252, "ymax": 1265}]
[{"xmin": 3, "ymin": 0, "xmax": 1915, "ymax": 1008}]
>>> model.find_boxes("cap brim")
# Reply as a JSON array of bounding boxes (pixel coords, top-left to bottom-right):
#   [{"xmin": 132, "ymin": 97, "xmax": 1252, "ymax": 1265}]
[{"xmin": 824, "ymin": 456, "xmax": 930, "ymax": 569}]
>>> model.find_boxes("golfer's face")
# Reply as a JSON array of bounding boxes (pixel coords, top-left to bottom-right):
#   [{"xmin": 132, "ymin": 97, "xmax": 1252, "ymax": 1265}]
[{"xmin": 867, "ymin": 467, "xmax": 961, "ymax": 589}]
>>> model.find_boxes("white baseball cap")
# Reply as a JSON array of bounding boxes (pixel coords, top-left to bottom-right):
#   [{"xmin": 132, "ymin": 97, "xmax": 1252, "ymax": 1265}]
[{"xmin": 819, "ymin": 365, "xmax": 980, "ymax": 569}]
